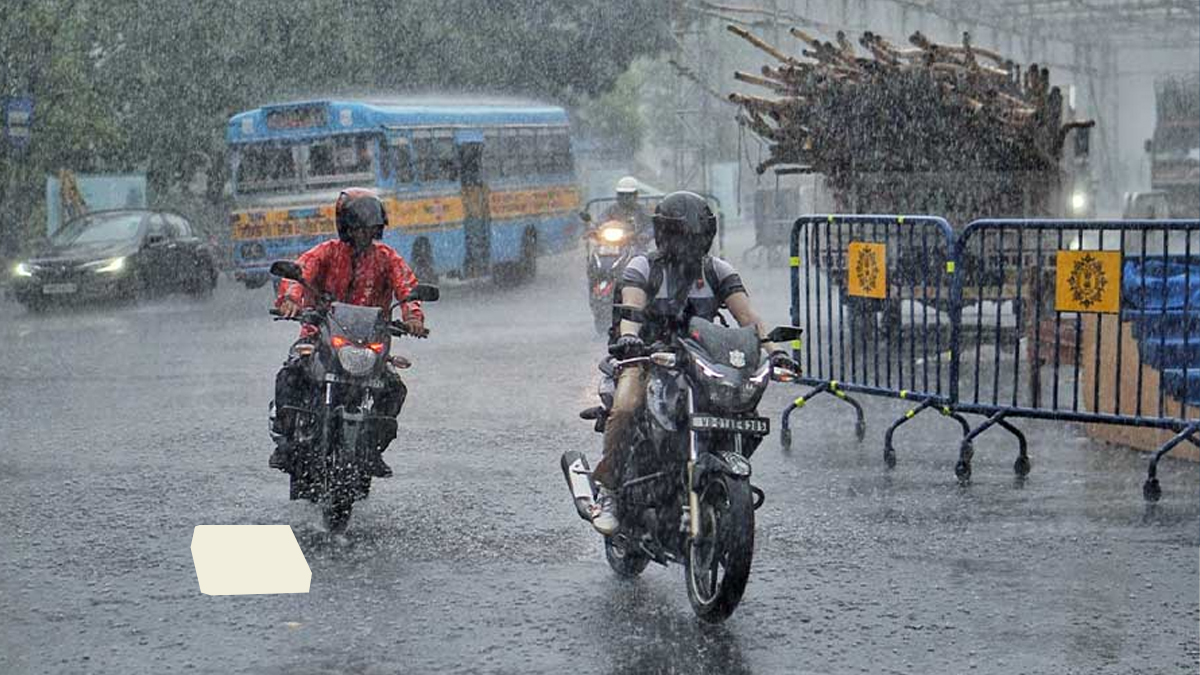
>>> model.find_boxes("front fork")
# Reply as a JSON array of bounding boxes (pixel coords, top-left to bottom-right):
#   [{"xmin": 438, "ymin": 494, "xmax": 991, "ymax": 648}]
[{"xmin": 687, "ymin": 388, "xmax": 701, "ymax": 539}]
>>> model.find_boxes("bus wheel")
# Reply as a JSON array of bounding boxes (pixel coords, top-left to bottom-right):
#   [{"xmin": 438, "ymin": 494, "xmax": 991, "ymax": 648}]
[
  {"xmin": 412, "ymin": 238, "xmax": 438, "ymax": 284},
  {"xmin": 515, "ymin": 228, "xmax": 537, "ymax": 283}
]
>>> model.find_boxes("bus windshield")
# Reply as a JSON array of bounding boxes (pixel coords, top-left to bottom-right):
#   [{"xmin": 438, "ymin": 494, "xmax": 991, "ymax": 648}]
[{"xmin": 235, "ymin": 135, "xmax": 376, "ymax": 194}]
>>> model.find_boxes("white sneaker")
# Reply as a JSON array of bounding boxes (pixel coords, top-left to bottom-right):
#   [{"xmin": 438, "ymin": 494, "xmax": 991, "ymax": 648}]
[{"xmin": 590, "ymin": 489, "xmax": 619, "ymax": 536}]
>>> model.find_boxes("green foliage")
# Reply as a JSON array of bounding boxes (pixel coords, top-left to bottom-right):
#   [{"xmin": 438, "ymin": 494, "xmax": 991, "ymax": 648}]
[{"xmin": 0, "ymin": 0, "xmax": 670, "ymax": 255}]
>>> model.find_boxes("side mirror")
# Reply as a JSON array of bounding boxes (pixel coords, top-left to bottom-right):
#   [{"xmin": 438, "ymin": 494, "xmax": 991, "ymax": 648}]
[
  {"xmin": 579, "ymin": 211, "xmax": 592, "ymax": 223},
  {"xmin": 765, "ymin": 326, "xmax": 803, "ymax": 343},
  {"xmin": 270, "ymin": 260, "xmax": 304, "ymax": 281},
  {"xmin": 403, "ymin": 283, "xmax": 439, "ymax": 302},
  {"xmin": 1143, "ymin": 138, "xmax": 1153, "ymax": 154}
]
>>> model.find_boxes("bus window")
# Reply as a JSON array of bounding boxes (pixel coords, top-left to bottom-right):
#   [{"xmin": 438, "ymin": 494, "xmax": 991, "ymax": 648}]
[
  {"xmin": 536, "ymin": 129, "xmax": 556, "ymax": 175},
  {"xmin": 483, "ymin": 129, "xmax": 501, "ymax": 181},
  {"xmin": 550, "ymin": 129, "xmax": 572, "ymax": 174},
  {"xmin": 500, "ymin": 129, "xmax": 521, "ymax": 178},
  {"xmin": 413, "ymin": 130, "xmax": 458, "ymax": 183},
  {"xmin": 383, "ymin": 136, "xmax": 415, "ymax": 185},
  {"xmin": 433, "ymin": 135, "xmax": 459, "ymax": 182},
  {"xmin": 307, "ymin": 135, "xmax": 374, "ymax": 187},
  {"xmin": 235, "ymin": 144, "xmax": 299, "ymax": 193},
  {"xmin": 519, "ymin": 128, "xmax": 538, "ymax": 175}
]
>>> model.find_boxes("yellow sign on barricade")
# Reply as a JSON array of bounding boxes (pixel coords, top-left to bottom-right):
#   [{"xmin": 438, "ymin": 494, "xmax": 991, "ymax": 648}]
[
  {"xmin": 1055, "ymin": 250, "xmax": 1122, "ymax": 314},
  {"xmin": 847, "ymin": 242, "xmax": 887, "ymax": 299}
]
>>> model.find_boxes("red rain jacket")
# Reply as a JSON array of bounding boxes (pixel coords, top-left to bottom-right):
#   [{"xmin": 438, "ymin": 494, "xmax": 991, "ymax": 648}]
[{"xmin": 276, "ymin": 240, "xmax": 424, "ymax": 336}]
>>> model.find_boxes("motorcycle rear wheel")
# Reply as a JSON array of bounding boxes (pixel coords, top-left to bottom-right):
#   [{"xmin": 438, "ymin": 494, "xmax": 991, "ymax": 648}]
[{"xmin": 685, "ymin": 476, "xmax": 755, "ymax": 623}]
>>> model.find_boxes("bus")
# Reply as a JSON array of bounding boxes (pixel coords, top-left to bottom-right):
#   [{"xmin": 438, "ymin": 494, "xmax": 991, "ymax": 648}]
[{"xmin": 225, "ymin": 98, "xmax": 583, "ymax": 288}]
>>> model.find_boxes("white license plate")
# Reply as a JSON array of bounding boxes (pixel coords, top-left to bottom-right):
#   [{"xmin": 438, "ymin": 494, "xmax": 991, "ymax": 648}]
[
  {"xmin": 690, "ymin": 415, "xmax": 770, "ymax": 435},
  {"xmin": 41, "ymin": 283, "xmax": 77, "ymax": 295},
  {"xmin": 596, "ymin": 245, "xmax": 622, "ymax": 256}
]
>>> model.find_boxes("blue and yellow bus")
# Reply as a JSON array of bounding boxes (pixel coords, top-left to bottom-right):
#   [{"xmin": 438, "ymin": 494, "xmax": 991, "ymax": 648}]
[{"xmin": 225, "ymin": 98, "xmax": 583, "ymax": 288}]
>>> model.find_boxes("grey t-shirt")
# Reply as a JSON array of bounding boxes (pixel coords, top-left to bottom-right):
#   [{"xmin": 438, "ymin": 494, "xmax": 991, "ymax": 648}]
[{"xmin": 620, "ymin": 254, "xmax": 746, "ymax": 335}]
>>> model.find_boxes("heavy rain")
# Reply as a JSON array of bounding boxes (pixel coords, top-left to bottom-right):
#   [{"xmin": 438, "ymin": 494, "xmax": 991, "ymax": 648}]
[{"xmin": 1, "ymin": 1, "xmax": 1198, "ymax": 673}]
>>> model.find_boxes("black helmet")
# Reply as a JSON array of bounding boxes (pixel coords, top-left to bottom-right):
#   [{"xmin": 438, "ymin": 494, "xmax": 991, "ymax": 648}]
[
  {"xmin": 652, "ymin": 191, "xmax": 716, "ymax": 261},
  {"xmin": 335, "ymin": 188, "xmax": 387, "ymax": 243}
]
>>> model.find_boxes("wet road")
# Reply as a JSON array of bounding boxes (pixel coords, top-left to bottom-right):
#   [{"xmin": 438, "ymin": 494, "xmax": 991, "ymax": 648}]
[{"xmin": 1, "ymin": 233, "xmax": 1197, "ymax": 674}]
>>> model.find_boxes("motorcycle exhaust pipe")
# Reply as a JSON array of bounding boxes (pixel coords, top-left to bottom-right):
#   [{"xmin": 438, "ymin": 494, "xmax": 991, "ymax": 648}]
[{"xmin": 560, "ymin": 450, "xmax": 597, "ymax": 522}]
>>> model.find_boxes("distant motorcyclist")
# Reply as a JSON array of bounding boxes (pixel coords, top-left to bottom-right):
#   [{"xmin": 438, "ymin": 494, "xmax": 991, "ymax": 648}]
[
  {"xmin": 269, "ymin": 188, "xmax": 426, "ymax": 478},
  {"xmin": 589, "ymin": 190, "xmax": 797, "ymax": 535},
  {"xmin": 599, "ymin": 176, "xmax": 652, "ymax": 241}
]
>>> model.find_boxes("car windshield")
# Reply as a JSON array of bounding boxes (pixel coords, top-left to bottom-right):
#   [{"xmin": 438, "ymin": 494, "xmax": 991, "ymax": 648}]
[{"xmin": 51, "ymin": 212, "xmax": 144, "ymax": 246}]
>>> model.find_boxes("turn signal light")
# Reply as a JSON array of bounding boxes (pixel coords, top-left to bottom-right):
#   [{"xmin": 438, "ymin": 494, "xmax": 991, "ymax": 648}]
[
  {"xmin": 330, "ymin": 335, "xmax": 350, "ymax": 349},
  {"xmin": 367, "ymin": 342, "xmax": 385, "ymax": 354}
]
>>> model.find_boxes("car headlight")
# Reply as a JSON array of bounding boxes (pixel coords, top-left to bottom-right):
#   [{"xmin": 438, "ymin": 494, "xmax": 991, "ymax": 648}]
[
  {"xmin": 600, "ymin": 227, "xmax": 626, "ymax": 243},
  {"xmin": 336, "ymin": 345, "xmax": 378, "ymax": 377},
  {"xmin": 90, "ymin": 257, "xmax": 126, "ymax": 273},
  {"xmin": 13, "ymin": 262, "xmax": 34, "ymax": 277}
]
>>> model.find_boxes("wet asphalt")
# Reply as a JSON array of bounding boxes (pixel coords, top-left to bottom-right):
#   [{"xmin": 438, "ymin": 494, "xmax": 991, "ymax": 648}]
[{"xmin": 0, "ymin": 228, "xmax": 1197, "ymax": 675}]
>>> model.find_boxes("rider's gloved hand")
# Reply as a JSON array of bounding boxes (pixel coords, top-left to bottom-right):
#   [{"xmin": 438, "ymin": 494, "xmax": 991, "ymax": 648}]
[
  {"xmin": 769, "ymin": 349, "xmax": 799, "ymax": 373},
  {"xmin": 609, "ymin": 334, "xmax": 646, "ymax": 360},
  {"xmin": 401, "ymin": 318, "xmax": 428, "ymax": 338},
  {"xmin": 277, "ymin": 298, "xmax": 301, "ymax": 318}
]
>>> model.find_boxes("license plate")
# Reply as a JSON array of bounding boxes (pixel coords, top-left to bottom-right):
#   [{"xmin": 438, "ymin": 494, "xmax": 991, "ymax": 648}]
[
  {"xmin": 41, "ymin": 283, "xmax": 77, "ymax": 295},
  {"xmin": 596, "ymin": 245, "xmax": 622, "ymax": 256},
  {"xmin": 690, "ymin": 415, "xmax": 770, "ymax": 435}
]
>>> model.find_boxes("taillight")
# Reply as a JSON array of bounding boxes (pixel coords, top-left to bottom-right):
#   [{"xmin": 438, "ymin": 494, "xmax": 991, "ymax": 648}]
[
  {"xmin": 367, "ymin": 342, "xmax": 385, "ymax": 354},
  {"xmin": 330, "ymin": 335, "xmax": 350, "ymax": 349}
]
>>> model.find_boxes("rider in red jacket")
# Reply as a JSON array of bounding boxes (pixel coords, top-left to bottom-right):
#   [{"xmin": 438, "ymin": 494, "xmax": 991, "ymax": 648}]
[{"xmin": 269, "ymin": 188, "xmax": 428, "ymax": 477}]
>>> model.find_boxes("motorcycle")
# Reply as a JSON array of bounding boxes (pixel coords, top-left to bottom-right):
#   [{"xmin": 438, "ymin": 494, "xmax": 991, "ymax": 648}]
[
  {"xmin": 268, "ymin": 260, "xmax": 439, "ymax": 533},
  {"xmin": 582, "ymin": 212, "xmax": 650, "ymax": 335},
  {"xmin": 562, "ymin": 311, "xmax": 801, "ymax": 622}
]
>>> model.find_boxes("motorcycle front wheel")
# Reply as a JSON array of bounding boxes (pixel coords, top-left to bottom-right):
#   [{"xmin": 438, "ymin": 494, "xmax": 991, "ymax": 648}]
[{"xmin": 684, "ymin": 475, "xmax": 755, "ymax": 623}]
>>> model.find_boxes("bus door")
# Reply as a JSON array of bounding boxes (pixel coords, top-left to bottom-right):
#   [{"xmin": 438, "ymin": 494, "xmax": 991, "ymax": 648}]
[{"xmin": 457, "ymin": 129, "xmax": 490, "ymax": 278}]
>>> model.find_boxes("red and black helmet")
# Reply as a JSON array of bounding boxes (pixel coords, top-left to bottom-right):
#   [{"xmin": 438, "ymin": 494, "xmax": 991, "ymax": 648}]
[{"xmin": 335, "ymin": 188, "xmax": 388, "ymax": 243}]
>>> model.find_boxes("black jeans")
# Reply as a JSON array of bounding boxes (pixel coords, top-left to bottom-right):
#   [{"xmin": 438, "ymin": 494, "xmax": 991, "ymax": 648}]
[{"xmin": 273, "ymin": 339, "xmax": 407, "ymax": 447}]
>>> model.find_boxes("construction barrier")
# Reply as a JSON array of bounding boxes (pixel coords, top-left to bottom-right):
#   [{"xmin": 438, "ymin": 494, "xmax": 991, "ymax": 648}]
[
  {"xmin": 782, "ymin": 215, "xmax": 969, "ymax": 460},
  {"xmin": 782, "ymin": 215, "xmax": 1200, "ymax": 501}
]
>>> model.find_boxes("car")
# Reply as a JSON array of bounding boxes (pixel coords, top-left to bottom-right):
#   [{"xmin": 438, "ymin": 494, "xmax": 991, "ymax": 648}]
[{"xmin": 9, "ymin": 209, "xmax": 219, "ymax": 311}]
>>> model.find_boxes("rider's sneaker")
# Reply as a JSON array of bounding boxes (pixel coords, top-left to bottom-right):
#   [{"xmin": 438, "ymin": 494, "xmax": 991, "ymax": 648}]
[
  {"xmin": 370, "ymin": 454, "xmax": 393, "ymax": 478},
  {"xmin": 590, "ymin": 488, "xmax": 618, "ymax": 536},
  {"xmin": 268, "ymin": 443, "xmax": 290, "ymax": 471}
]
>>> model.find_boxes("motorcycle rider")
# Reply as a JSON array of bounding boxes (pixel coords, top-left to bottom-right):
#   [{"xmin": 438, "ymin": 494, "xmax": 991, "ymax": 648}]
[
  {"xmin": 268, "ymin": 188, "xmax": 427, "ymax": 478},
  {"xmin": 589, "ymin": 190, "xmax": 798, "ymax": 535},
  {"xmin": 599, "ymin": 176, "xmax": 652, "ymax": 241}
]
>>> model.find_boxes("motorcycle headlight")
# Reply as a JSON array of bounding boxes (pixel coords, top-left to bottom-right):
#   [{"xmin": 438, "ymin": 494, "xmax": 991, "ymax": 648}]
[
  {"xmin": 13, "ymin": 262, "xmax": 34, "ymax": 277},
  {"xmin": 336, "ymin": 345, "xmax": 378, "ymax": 377},
  {"xmin": 600, "ymin": 227, "xmax": 626, "ymax": 243}
]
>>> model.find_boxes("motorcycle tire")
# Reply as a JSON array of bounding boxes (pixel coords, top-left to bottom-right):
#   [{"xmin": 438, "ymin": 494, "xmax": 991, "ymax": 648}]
[{"xmin": 684, "ymin": 475, "xmax": 755, "ymax": 623}]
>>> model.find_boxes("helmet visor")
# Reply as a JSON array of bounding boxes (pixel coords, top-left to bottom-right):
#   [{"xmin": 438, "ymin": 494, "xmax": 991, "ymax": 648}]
[{"xmin": 343, "ymin": 197, "xmax": 386, "ymax": 230}]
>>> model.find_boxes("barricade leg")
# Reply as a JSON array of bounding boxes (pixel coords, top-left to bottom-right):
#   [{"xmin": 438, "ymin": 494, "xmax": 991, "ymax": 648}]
[
  {"xmin": 995, "ymin": 418, "xmax": 1030, "ymax": 477},
  {"xmin": 955, "ymin": 411, "xmax": 1014, "ymax": 483},
  {"xmin": 883, "ymin": 399, "xmax": 933, "ymax": 469},
  {"xmin": 779, "ymin": 381, "xmax": 866, "ymax": 454},
  {"xmin": 883, "ymin": 399, "xmax": 971, "ymax": 469},
  {"xmin": 1143, "ymin": 422, "xmax": 1200, "ymax": 502}
]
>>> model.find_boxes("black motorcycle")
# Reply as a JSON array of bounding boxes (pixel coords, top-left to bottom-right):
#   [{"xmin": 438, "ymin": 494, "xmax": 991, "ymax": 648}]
[
  {"xmin": 269, "ymin": 261, "xmax": 438, "ymax": 532},
  {"xmin": 562, "ymin": 314, "xmax": 801, "ymax": 622},
  {"xmin": 582, "ymin": 212, "xmax": 650, "ymax": 335}
]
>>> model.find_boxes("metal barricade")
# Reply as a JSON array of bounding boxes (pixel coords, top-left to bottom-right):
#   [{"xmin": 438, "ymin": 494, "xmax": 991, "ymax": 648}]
[
  {"xmin": 782, "ymin": 215, "xmax": 968, "ymax": 465},
  {"xmin": 951, "ymin": 219, "xmax": 1200, "ymax": 498}
]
